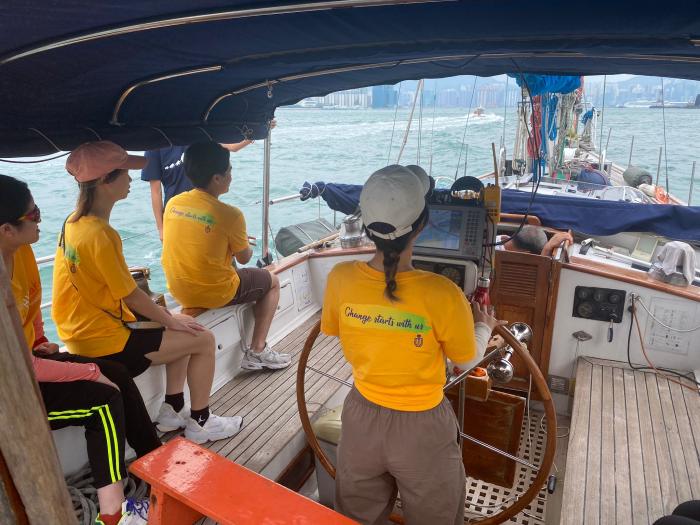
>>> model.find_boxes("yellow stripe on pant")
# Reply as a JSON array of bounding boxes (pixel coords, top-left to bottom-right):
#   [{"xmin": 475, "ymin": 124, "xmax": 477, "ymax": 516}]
[{"xmin": 47, "ymin": 404, "xmax": 121, "ymax": 484}]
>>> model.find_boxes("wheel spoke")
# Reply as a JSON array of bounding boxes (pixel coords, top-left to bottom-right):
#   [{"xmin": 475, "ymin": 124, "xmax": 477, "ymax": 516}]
[
  {"xmin": 306, "ymin": 364, "xmax": 353, "ymax": 388},
  {"xmin": 459, "ymin": 432, "xmax": 538, "ymax": 472}
]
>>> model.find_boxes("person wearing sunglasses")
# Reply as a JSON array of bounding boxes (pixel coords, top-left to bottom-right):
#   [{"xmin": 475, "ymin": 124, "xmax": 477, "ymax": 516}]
[
  {"xmin": 51, "ymin": 141, "xmax": 244, "ymax": 444},
  {"xmin": 0, "ymin": 174, "xmax": 154, "ymax": 525}
]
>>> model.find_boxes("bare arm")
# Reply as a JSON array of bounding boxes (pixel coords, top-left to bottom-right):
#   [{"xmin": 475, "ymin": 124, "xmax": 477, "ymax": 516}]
[
  {"xmin": 149, "ymin": 180, "xmax": 165, "ymax": 241},
  {"xmin": 541, "ymin": 231, "xmax": 573, "ymax": 257},
  {"xmin": 221, "ymin": 140, "xmax": 253, "ymax": 153},
  {"xmin": 122, "ymin": 287, "xmax": 203, "ymax": 335},
  {"xmin": 234, "ymin": 246, "xmax": 254, "ymax": 265}
]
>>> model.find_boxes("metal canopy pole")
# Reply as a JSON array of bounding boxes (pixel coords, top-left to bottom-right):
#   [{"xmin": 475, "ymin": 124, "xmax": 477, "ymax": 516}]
[{"xmin": 258, "ymin": 126, "xmax": 273, "ymax": 267}]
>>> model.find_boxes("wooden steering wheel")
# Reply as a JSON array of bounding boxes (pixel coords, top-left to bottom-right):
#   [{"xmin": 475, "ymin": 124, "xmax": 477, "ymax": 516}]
[{"xmin": 296, "ymin": 321, "xmax": 557, "ymax": 524}]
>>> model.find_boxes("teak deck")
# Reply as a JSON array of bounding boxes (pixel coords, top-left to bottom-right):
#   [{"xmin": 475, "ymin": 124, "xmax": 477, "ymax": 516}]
[
  {"xmin": 164, "ymin": 314, "xmax": 349, "ymax": 477},
  {"xmin": 562, "ymin": 357, "xmax": 700, "ymax": 525}
]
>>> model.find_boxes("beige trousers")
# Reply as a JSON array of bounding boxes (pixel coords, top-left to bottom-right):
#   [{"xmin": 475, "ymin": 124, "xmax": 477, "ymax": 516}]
[{"xmin": 335, "ymin": 388, "xmax": 466, "ymax": 525}]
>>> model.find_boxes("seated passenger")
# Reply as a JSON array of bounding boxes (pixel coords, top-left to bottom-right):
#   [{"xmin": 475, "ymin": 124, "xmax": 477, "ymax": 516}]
[
  {"xmin": 51, "ymin": 141, "xmax": 242, "ymax": 444},
  {"xmin": 0, "ymin": 174, "xmax": 151, "ymax": 525},
  {"xmin": 321, "ymin": 165, "xmax": 504, "ymax": 525},
  {"xmin": 161, "ymin": 141, "xmax": 290, "ymax": 370},
  {"xmin": 497, "ymin": 224, "xmax": 573, "ymax": 256}
]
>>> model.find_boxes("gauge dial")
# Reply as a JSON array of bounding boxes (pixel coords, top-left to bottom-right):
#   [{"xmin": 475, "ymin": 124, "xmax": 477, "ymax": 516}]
[
  {"xmin": 576, "ymin": 301, "xmax": 595, "ymax": 318},
  {"xmin": 608, "ymin": 293, "xmax": 622, "ymax": 304},
  {"xmin": 576, "ymin": 287, "xmax": 591, "ymax": 300},
  {"xmin": 593, "ymin": 290, "xmax": 607, "ymax": 302},
  {"xmin": 441, "ymin": 266, "xmax": 462, "ymax": 285}
]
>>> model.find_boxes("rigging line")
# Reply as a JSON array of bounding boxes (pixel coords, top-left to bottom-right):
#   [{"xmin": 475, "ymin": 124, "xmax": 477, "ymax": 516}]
[
  {"xmin": 396, "ymin": 79, "xmax": 423, "ymax": 164},
  {"xmin": 660, "ymin": 77, "xmax": 670, "ymax": 193},
  {"xmin": 417, "ymin": 80, "xmax": 424, "ymax": 164},
  {"xmin": 0, "ymin": 151, "xmax": 69, "ymax": 163},
  {"xmin": 502, "ymin": 75, "xmax": 509, "ymax": 149},
  {"xmin": 386, "ymin": 82, "xmax": 403, "ymax": 165},
  {"xmin": 635, "ymin": 295, "xmax": 700, "ymax": 332},
  {"xmin": 598, "ymin": 75, "xmax": 607, "ymax": 161},
  {"xmin": 428, "ymin": 80, "xmax": 438, "ymax": 176},
  {"xmin": 454, "ymin": 76, "xmax": 477, "ymax": 179}
]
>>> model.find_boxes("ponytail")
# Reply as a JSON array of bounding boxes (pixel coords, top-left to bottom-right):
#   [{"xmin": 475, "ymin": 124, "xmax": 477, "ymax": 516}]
[{"xmin": 366, "ymin": 207, "xmax": 429, "ymax": 302}]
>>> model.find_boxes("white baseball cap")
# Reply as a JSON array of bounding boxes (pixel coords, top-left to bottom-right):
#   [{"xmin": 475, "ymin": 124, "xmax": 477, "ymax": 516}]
[{"xmin": 360, "ymin": 164, "xmax": 430, "ymax": 240}]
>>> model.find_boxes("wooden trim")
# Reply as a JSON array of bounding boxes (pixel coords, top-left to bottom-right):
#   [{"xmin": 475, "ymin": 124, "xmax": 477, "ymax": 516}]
[
  {"xmin": 539, "ymin": 260, "xmax": 561, "ymax": 383},
  {"xmin": 267, "ymin": 252, "xmax": 310, "ymax": 275},
  {"xmin": 275, "ymin": 445, "xmax": 315, "ymax": 492},
  {"xmin": 564, "ymin": 256, "xmax": 700, "ymax": 303},
  {"xmin": 309, "ymin": 245, "xmax": 375, "ymax": 258},
  {"xmin": 0, "ymin": 257, "xmax": 77, "ymax": 523},
  {"xmin": 500, "ymin": 213, "xmax": 542, "ymax": 226}
]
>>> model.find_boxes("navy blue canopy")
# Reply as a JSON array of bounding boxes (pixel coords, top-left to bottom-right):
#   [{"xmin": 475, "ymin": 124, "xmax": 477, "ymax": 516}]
[
  {"xmin": 1, "ymin": 0, "xmax": 699, "ymax": 157},
  {"xmin": 300, "ymin": 183, "xmax": 700, "ymax": 241}
]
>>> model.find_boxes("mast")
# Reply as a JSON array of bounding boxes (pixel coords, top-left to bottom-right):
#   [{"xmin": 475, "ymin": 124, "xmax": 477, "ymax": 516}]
[{"xmin": 0, "ymin": 257, "xmax": 77, "ymax": 523}]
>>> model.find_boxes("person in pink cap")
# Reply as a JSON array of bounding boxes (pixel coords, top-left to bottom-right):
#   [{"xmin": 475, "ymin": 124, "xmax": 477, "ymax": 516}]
[
  {"xmin": 52, "ymin": 141, "xmax": 244, "ymax": 446},
  {"xmin": 1, "ymin": 174, "xmax": 152, "ymax": 525}
]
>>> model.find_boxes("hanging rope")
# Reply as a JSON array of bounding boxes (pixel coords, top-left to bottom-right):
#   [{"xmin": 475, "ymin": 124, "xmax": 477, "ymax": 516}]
[
  {"xmin": 396, "ymin": 79, "xmax": 423, "ymax": 164},
  {"xmin": 428, "ymin": 80, "xmax": 438, "ymax": 176},
  {"xmin": 502, "ymin": 75, "xmax": 509, "ymax": 148},
  {"xmin": 598, "ymin": 75, "xmax": 607, "ymax": 159},
  {"xmin": 386, "ymin": 82, "xmax": 403, "ymax": 165},
  {"xmin": 417, "ymin": 83, "xmax": 424, "ymax": 164},
  {"xmin": 454, "ymin": 76, "xmax": 478, "ymax": 179},
  {"xmin": 660, "ymin": 77, "xmax": 670, "ymax": 193}
]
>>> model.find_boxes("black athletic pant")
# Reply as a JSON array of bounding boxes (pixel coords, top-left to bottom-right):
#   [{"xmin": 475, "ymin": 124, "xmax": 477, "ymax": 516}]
[
  {"xmin": 46, "ymin": 353, "xmax": 161, "ymax": 457},
  {"xmin": 40, "ymin": 380, "xmax": 126, "ymax": 489},
  {"xmin": 654, "ymin": 501, "xmax": 700, "ymax": 525}
]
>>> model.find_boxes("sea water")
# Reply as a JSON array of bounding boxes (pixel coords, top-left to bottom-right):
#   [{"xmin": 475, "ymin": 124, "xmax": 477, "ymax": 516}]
[{"xmin": 3, "ymin": 107, "xmax": 699, "ymax": 341}]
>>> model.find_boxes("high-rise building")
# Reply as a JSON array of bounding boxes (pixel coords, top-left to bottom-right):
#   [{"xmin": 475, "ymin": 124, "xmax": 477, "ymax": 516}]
[{"xmin": 371, "ymin": 85, "xmax": 398, "ymax": 108}]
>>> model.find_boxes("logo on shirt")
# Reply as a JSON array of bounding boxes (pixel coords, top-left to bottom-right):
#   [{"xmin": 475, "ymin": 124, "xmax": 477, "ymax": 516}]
[
  {"xmin": 414, "ymin": 334, "xmax": 424, "ymax": 347},
  {"xmin": 64, "ymin": 244, "xmax": 80, "ymax": 273},
  {"xmin": 342, "ymin": 304, "xmax": 432, "ymax": 334},
  {"xmin": 169, "ymin": 206, "xmax": 216, "ymax": 232}
]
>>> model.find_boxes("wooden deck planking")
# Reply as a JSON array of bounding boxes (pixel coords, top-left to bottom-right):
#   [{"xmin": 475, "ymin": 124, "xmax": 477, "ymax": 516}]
[
  {"xmin": 646, "ymin": 372, "xmax": 678, "ymax": 515},
  {"xmin": 612, "ymin": 367, "xmax": 632, "ymax": 524},
  {"xmin": 599, "ymin": 365, "xmax": 616, "ymax": 525},
  {"xmin": 634, "ymin": 370, "xmax": 663, "ymax": 520},
  {"xmin": 560, "ymin": 358, "xmax": 592, "ymax": 525},
  {"xmin": 583, "ymin": 363, "xmax": 602, "ymax": 525},
  {"xmin": 623, "ymin": 369, "xmax": 647, "ymax": 525},
  {"xmin": 211, "ymin": 334, "xmax": 344, "ymax": 462},
  {"xmin": 681, "ymin": 381, "xmax": 700, "ymax": 500},
  {"xmin": 563, "ymin": 358, "xmax": 700, "ymax": 525},
  {"xmin": 163, "ymin": 314, "xmax": 353, "ymax": 478}
]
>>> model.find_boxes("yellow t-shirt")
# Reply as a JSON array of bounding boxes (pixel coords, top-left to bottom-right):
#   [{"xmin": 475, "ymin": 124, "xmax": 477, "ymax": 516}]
[
  {"xmin": 161, "ymin": 189, "xmax": 249, "ymax": 309},
  {"xmin": 52, "ymin": 215, "xmax": 136, "ymax": 358},
  {"xmin": 321, "ymin": 261, "xmax": 476, "ymax": 411},
  {"xmin": 10, "ymin": 245, "xmax": 42, "ymax": 348}
]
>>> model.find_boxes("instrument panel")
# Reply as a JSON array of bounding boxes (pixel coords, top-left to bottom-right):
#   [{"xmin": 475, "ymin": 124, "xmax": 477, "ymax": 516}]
[{"xmin": 412, "ymin": 256, "xmax": 478, "ymax": 295}]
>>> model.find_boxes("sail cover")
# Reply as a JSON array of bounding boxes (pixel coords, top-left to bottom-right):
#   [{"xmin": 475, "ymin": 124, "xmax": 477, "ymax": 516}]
[
  {"xmin": 299, "ymin": 183, "xmax": 700, "ymax": 241},
  {"xmin": 1, "ymin": 0, "xmax": 699, "ymax": 156}
]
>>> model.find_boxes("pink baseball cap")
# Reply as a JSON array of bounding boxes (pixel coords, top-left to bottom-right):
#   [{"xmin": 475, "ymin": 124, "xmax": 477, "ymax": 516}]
[{"xmin": 66, "ymin": 141, "xmax": 147, "ymax": 183}]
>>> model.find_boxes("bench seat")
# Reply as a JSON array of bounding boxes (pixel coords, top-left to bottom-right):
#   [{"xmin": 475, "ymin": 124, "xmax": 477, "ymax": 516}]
[{"xmin": 561, "ymin": 357, "xmax": 700, "ymax": 524}]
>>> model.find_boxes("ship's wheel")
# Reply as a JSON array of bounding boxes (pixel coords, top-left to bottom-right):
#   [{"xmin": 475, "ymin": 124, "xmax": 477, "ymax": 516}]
[{"xmin": 296, "ymin": 321, "xmax": 557, "ymax": 524}]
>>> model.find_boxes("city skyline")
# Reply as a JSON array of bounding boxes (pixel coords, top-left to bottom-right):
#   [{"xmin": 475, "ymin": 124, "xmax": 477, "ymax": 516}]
[{"xmin": 298, "ymin": 75, "xmax": 700, "ymax": 109}]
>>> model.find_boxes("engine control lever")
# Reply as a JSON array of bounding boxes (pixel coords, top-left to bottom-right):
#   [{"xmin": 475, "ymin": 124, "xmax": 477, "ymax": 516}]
[{"xmin": 607, "ymin": 313, "xmax": 619, "ymax": 343}]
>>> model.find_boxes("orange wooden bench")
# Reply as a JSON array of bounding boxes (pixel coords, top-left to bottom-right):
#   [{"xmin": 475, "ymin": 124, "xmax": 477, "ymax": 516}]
[{"xmin": 129, "ymin": 437, "xmax": 357, "ymax": 525}]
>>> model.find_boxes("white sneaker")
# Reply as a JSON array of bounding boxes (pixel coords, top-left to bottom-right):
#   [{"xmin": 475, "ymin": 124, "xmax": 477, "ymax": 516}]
[
  {"xmin": 241, "ymin": 344, "xmax": 292, "ymax": 370},
  {"xmin": 184, "ymin": 413, "xmax": 244, "ymax": 444},
  {"xmin": 115, "ymin": 498, "xmax": 149, "ymax": 524},
  {"xmin": 155, "ymin": 402, "xmax": 189, "ymax": 432}
]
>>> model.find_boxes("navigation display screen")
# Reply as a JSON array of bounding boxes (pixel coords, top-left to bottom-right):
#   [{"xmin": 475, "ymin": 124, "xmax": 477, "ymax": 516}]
[{"xmin": 415, "ymin": 209, "xmax": 462, "ymax": 251}]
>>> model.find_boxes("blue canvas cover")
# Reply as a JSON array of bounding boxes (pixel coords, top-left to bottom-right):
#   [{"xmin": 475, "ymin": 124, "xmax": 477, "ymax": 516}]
[
  {"xmin": 1, "ymin": 1, "xmax": 699, "ymax": 156},
  {"xmin": 299, "ymin": 183, "xmax": 700, "ymax": 241}
]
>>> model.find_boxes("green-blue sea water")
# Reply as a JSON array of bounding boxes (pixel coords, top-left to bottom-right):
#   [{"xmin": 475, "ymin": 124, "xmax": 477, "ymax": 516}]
[{"xmin": 3, "ymin": 106, "xmax": 699, "ymax": 342}]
